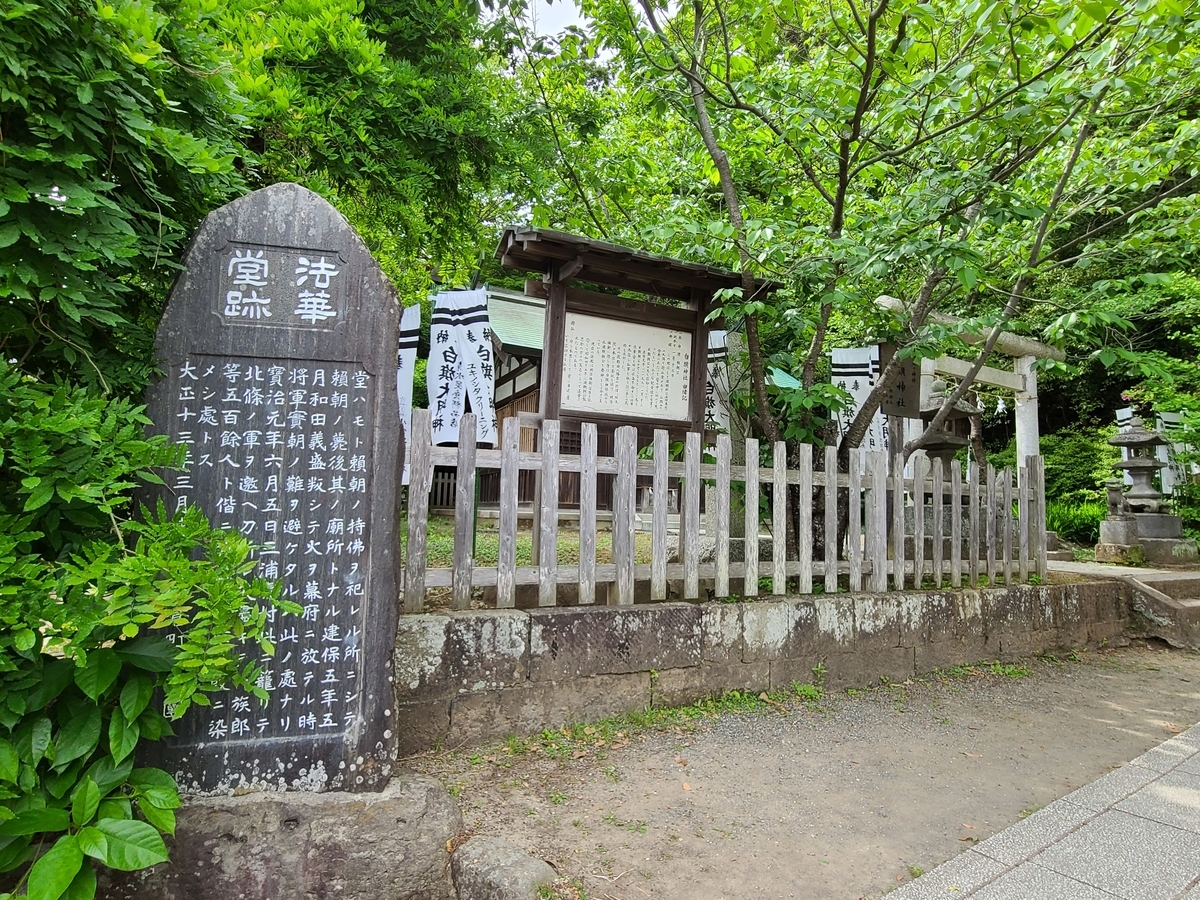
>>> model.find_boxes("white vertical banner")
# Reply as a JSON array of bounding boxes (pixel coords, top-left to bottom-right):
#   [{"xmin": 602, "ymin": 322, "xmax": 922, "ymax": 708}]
[
  {"xmin": 396, "ymin": 304, "xmax": 421, "ymax": 485},
  {"xmin": 429, "ymin": 289, "xmax": 496, "ymax": 446},
  {"xmin": 1116, "ymin": 406, "xmax": 1134, "ymax": 486},
  {"xmin": 831, "ymin": 346, "xmax": 888, "ymax": 458},
  {"xmin": 705, "ymin": 329, "xmax": 731, "ymax": 433}
]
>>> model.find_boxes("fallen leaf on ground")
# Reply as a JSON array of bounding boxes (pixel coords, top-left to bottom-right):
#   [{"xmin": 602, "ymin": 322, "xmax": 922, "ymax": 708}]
[
  {"xmin": 682, "ymin": 782, "xmax": 692, "ymax": 791},
  {"xmin": 962, "ymin": 823, "xmax": 976, "ymax": 829},
  {"xmin": 675, "ymin": 756, "xmax": 688, "ymax": 766},
  {"xmin": 962, "ymin": 752, "xmax": 982, "ymax": 759},
  {"xmin": 1166, "ymin": 723, "xmax": 1185, "ymax": 734}
]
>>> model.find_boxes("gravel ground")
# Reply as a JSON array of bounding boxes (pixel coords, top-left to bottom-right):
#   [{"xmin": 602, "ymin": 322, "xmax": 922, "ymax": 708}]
[{"xmin": 407, "ymin": 642, "xmax": 1200, "ymax": 900}]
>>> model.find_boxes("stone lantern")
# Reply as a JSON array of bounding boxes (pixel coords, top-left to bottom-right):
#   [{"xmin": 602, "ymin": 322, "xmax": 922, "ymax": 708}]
[
  {"xmin": 918, "ymin": 378, "xmax": 978, "ymax": 465},
  {"xmin": 1096, "ymin": 418, "xmax": 1198, "ymax": 565}
]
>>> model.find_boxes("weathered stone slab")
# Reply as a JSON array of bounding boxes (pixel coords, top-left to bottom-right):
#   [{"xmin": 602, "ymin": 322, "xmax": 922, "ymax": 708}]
[
  {"xmin": 452, "ymin": 837, "xmax": 556, "ymax": 900},
  {"xmin": 448, "ymin": 673, "xmax": 652, "ymax": 746},
  {"xmin": 527, "ymin": 604, "xmax": 700, "ymax": 681},
  {"xmin": 146, "ymin": 183, "xmax": 402, "ymax": 792},
  {"xmin": 653, "ymin": 660, "xmax": 771, "ymax": 708},
  {"xmin": 394, "ymin": 611, "xmax": 531, "ymax": 705},
  {"xmin": 102, "ymin": 773, "xmax": 460, "ymax": 900}
]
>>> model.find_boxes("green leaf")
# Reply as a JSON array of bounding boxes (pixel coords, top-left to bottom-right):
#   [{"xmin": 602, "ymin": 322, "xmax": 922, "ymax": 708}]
[
  {"xmin": 84, "ymin": 753, "xmax": 133, "ymax": 795},
  {"xmin": 63, "ymin": 860, "xmax": 97, "ymax": 900},
  {"xmin": 53, "ymin": 707, "xmax": 101, "ymax": 769},
  {"xmin": 113, "ymin": 637, "xmax": 176, "ymax": 673},
  {"xmin": 136, "ymin": 800, "xmax": 175, "ymax": 836},
  {"xmin": 71, "ymin": 779, "xmax": 100, "ymax": 828},
  {"xmin": 26, "ymin": 659, "xmax": 75, "ymax": 711},
  {"xmin": 0, "ymin": 740, "xmax": 18, "ymax": 783},
  {"xmin": 88, "ymin": 819, "xmax": 168, "ymax": 870},
  {"xmin": 75, "ymin": 650, "xmax": 121, "ymax": 701},
  {"xmin": 108, "ymin": 708, "xmax": 139, "ymax": 765},
  {"xmin": 27, "ymin": 833, "xmax": 83, "ymax": 900},
  {"xmin": 0, "ymin": 808, "xmax": 70, "ymax": 836},
  {"xmin": 119, "ymin": 675, "xmax": 154, "ymax": 721},
  {"xmin": 15, "ymin": 715, "xmax": 52, "ymax": 766}
]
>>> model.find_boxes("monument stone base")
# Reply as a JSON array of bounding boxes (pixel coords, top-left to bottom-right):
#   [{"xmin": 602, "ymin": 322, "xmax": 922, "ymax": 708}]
[
  {"xmin": 1094, "ymin": 542, "xmax": 1146, "ymax": 565},
  {"xmin": 1140, "ymin": 537, "xmax": 1199, "ymax": 566},
  {"xmin": 1096, "ymin": 513, "xmax": 1197, "ymax": 567},
  {"xmin": 100, "ymin": 773, "xmax": 460, "ymax": 900}
]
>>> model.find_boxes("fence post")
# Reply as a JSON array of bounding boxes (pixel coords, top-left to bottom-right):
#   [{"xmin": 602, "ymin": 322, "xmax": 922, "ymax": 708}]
[
  {"xmin": 968, "ymin": 461, "xmax": 980, "ymax": 588},
  {"xmin": 451, "ymin": 413, "xmax": 477, "ymax": 611},
  {"xmin": 950, "ymin": 463, "xmax": 963, "ymax": 589},
  {"xmin": 847, "ymin": 450, "xmax": 862, "ymax": 592},
  {"xmin": 986, "ymin": 463, "xmax": 997, "ymax": 586},
  {"xmin": 650, "ymin": 428, "xmax": 669, "ymax": 601},
  {"xmin": 579, "ymin": 423, "xmax": 598, "ymax": 605},
  {"xmin": 931, "ymin": 458, "xmax": 944, "ymax": 590},
  {"xmin": 1002, "ymin": 467, "xmax": 1014, "ymax": 586},
  {"xmin": 868, "ymin": 451, "xmax": 889, "ymax": 593},
  {"xmin": 1018, "ymin": 464, "xmax": 1030, "ymax": 582},
  {"xmin": 912, "ymin": 454, "xmax": 926, "ymax": 590},
  {"xmin": 403, "ymin": 408, "xmax": 433, "ymax": 613},
  {"xmin": 798, "ymin": 443, "xmax": 813, "ymax": 594},
  {"xmin": 715, "ymin": 434, "xmax": 731, "ymax": 598},
  {"xmin": 744, "ymin": 438, "xmax": 760, "ymax": 597},
  {"xmin": 537, "ymin": 418, "xmax": 560, "ymax": 607},
  {"xmin": 684, "ymin": 431, "xmax": 701, "ymax": 600},
  {"xmin": 772, "ymin": 441, "xmax": 787, "ymax": 595},
  {"xmin": 892, "ymin": 454, "xmax": 906, "ymax": 591},
  {"xmin": 614, "ymin": 425, "xmax": 638, "ymax": 605},
  {"xmin": 497, "ymin": 416, "xmax": 520, "ymax": 608},
  {"xmin": 825, "ymin": 445, "xmax": 839, "ymax": 594},
  {"xmin": 1031, "ymin": 455, "xmax": 1048, "ymax": 580}
]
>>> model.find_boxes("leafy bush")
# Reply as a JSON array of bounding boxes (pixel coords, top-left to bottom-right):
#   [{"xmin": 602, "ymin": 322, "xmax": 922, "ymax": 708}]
[
  {"xmin": 1046, "ymin": 499, "xmax": 1105, "ymax": 545},
  {"xmin": 990, "ymin": 427, "xmax": 1120, "ymax": 501},
  {"xmin": 0, "ymin": 363, "xmax": 291, "ymax": 899}
]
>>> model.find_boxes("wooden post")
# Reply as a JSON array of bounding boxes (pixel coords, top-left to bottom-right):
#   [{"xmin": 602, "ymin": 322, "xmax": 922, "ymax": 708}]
[
  {"xmin": 715, "ymin": 434, "xmax": 732, "ymax": 598},
  {"xmin": 950, "ymin": 463, "xmax": 963, "ymax": 589},
  {"xmin": 744, "ymin": 438, "xmax": 760, "ymax": 597},
  {"xmin": 931, "ymin": 458, "xmax": 944, "ymax": 590},
  {"xmin": 847, "ymin": 450, "xmax": 862, "ymax": 592},
  {"xmin": 537, "ymin": 418, "xmax": 560, "ymax": 607},
  {"xmin": 1031, "ymin": 455, "xmax": 1048, "ymax": 581},
  {"xmin": 968, "ymin": 461, "xmax": 980, "ymax": 588},
  {"xmin": 403, "ymin": 408, "xmax": 433, "ymax": 613},
  {"xmin": 986, "ymin": 463, "xmax": 997, "ymax": 586},
  {"xmin": 451, "ymin": 413, "xmax": 477, "ymax": 610},
  {"xmin": 1002, "ymin": 467, "xmax": 1013, "ymax": 586},
  {"xmin": 651, "ymin": 428, "xmax": 669, "ymax": 601},
  {"xmin": 496, "ymin": 417, "xmax": 520, "ymax": 608},
  {"xmin": 892, "ymin": 453, "xmax": 906, "ymax": 591},
  {"xmin": 684, "ymin": 431, "xmax": 701, "ymax": 600},
  {"xmin": 825, "ymin": 444, "xmax": 838, "ymax": 594},
  {"xmin": 912, "ymin": 454, "xmax": 926, "ymax": 589},
  {"xmin": 772, "ymin": 441, "xmax": 787, "ymax": 596},
  {"xmin": 614, "ymin": 425, "xmax": 638, "ymax": 605},
  {"xmin": 868, "ymin": 451, "xmax": 889, "ymax": 593},
  {"xmin": 579, "ymin": 423, "xmax": 598, "ymax": 605},
  {"xmin": 798, "ymin": 443, "xmax": 813, "ymax": 594},
  {"xmin": 1018, "ymin": 464, "xmax": 1030, "ymax": 582}
]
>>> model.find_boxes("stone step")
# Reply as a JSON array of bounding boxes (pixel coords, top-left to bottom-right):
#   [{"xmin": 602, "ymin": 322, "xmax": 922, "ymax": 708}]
[{"xmin": 1047, "ymin": 549, "xmax": 1075, "ymax": 562}]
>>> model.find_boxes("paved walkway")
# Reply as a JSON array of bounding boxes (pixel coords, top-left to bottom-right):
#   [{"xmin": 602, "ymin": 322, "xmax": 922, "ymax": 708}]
[
  {"xmin": 1048, "ymin": 559, "xmax": 1200, "ymax": 584},
  {"xmin": 891, "ymin": 723, "xmax": 1200, "ymax": 899}
]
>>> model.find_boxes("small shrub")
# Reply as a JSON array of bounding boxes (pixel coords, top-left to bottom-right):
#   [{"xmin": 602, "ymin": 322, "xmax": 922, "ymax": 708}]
[{"xmin": 1046, "ymin": 499, "xmax": 1105, "ymax": 545}]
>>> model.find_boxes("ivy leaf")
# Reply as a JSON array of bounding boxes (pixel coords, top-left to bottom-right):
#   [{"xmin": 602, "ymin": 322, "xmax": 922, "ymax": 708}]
[{"xmin": 26, "ymin": 833, "xmax": 83, "ymax": 900}]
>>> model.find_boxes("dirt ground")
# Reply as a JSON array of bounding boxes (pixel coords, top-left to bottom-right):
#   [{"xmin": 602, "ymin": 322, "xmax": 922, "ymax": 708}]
[{"xmin": 407, "ymin": 643, "xmax": 1200, "ymax": 900}]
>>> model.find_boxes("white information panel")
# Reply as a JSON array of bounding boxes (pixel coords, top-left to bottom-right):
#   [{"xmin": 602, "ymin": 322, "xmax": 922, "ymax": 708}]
[{"xmin": 561, "ymin": 312, "xmax": 692, "ymax": 421}]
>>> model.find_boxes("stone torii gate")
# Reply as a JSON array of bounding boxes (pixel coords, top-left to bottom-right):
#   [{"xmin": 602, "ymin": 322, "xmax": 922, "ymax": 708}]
[{"xmin": 876, "ymin": 296, "xmax": 1066, "ymax": 480}]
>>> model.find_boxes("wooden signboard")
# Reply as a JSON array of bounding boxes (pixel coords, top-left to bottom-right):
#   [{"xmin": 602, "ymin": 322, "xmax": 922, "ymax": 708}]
[
  {"xmin": 878, "ymin": 342, "xmax": 922, "ymax": 418},
  {"xmin": 145, "ymin": 183, "xmax": 401, "ymax": 793}
]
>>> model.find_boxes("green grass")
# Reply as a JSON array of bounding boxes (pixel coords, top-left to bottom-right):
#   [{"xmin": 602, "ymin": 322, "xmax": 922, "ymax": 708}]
[
  {"xmin": 1046, "ymin": 499, "xmax": 1105, "ymax": 545},
  {"xmin": 403, "ymin": 515, "xmax": 656, "ymax": 569}
]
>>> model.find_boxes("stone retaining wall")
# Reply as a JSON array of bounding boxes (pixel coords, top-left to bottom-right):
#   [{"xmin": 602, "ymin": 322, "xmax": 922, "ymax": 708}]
[{"xmin": 393, "ymin": 582, "xmax": 1129, "ymax": 755}]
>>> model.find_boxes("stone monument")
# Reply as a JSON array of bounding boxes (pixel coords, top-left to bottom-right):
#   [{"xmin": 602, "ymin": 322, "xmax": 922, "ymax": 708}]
[
  {"xmin": 1096, "ymin": 418, "xmax": 1198, "ymax": 565},
  {"xmin": 145, "ymin": 183, "xmax": 402, "ymax": 792}
]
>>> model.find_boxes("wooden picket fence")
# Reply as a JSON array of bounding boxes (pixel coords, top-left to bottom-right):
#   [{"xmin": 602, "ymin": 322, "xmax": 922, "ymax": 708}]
[{"xmin": 401, "ymin": 409, "xmax": 1047, "ymax": 612}]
